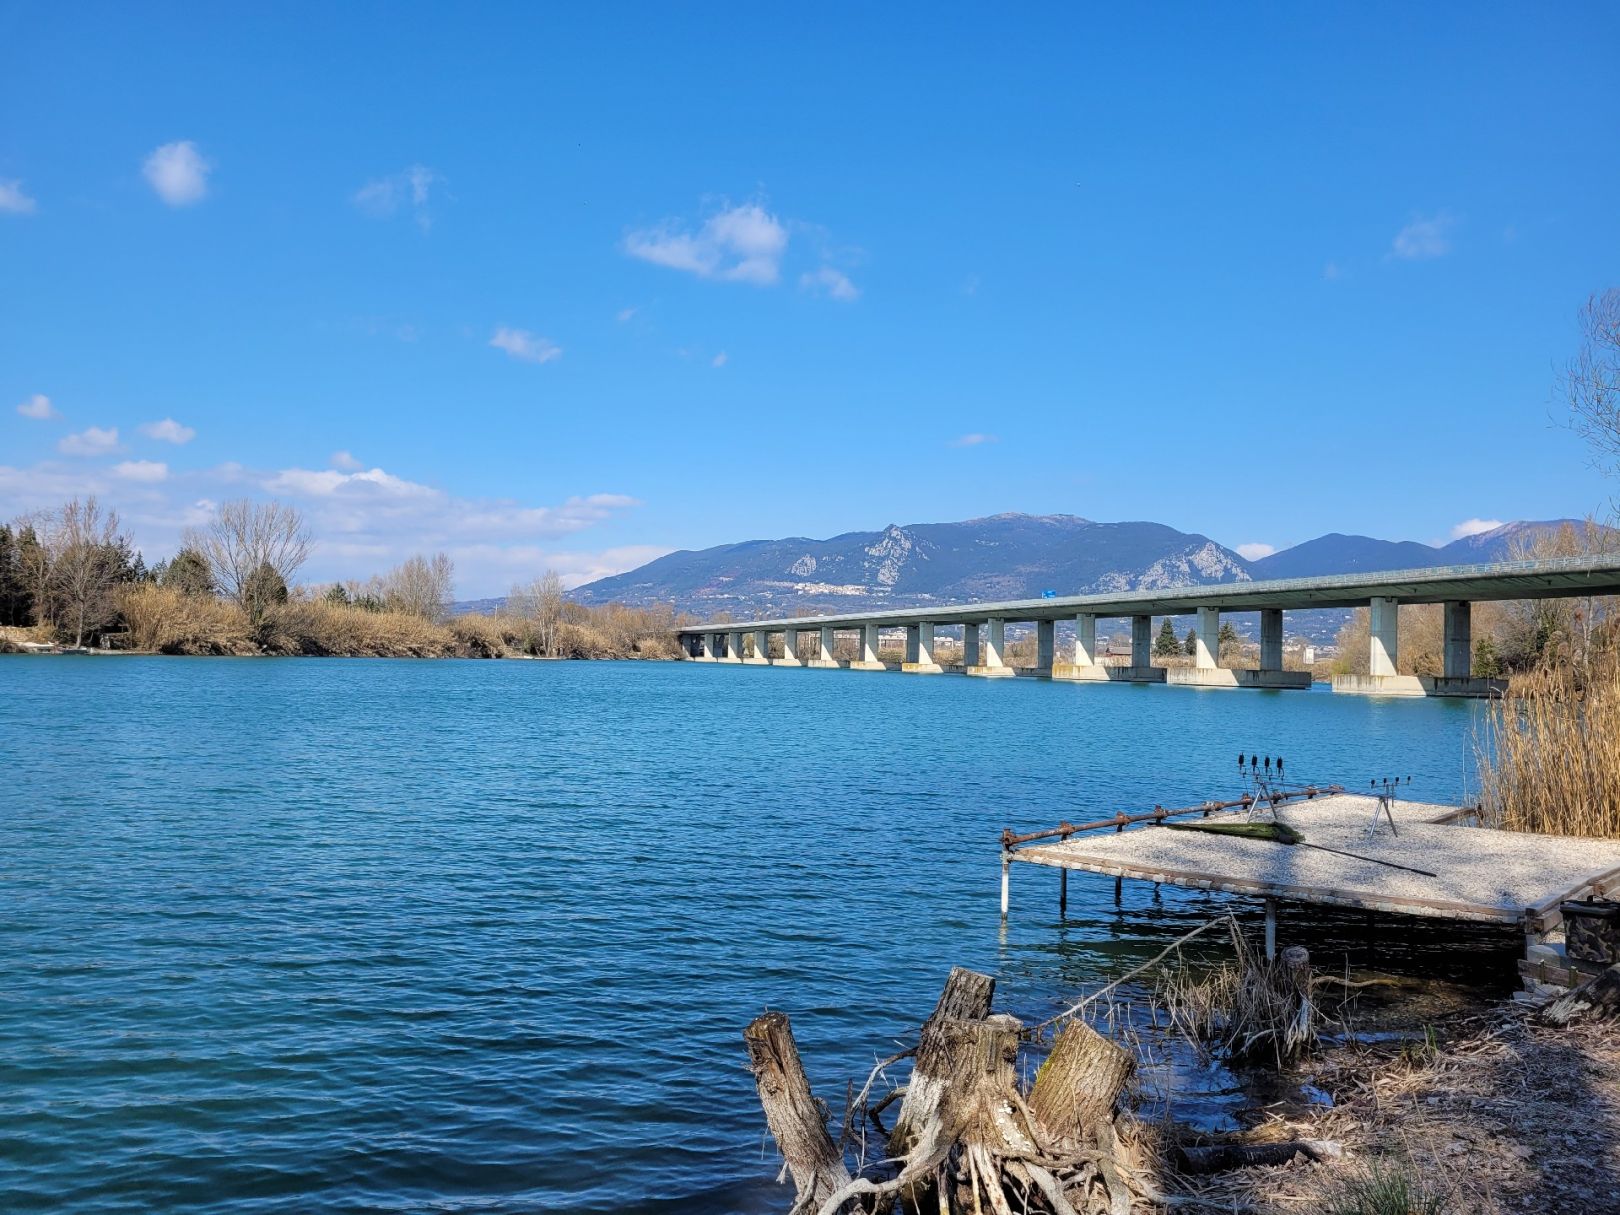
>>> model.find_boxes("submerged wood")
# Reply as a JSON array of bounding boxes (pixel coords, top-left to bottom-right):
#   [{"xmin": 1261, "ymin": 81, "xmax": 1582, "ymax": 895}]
[
  {"xmin": 744, "ymin": 1011, "xmax": 852, "ymax": 1213},
  {"xmin": 889, "ymin": 966, "xmax": 995, "ymax": 1156}
]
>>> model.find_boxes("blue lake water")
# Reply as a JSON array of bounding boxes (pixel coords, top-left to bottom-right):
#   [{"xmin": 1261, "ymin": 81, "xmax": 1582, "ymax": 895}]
[{"xmin": 0, "ymin": 657, "xmax": 1492, "ymax": 1212}]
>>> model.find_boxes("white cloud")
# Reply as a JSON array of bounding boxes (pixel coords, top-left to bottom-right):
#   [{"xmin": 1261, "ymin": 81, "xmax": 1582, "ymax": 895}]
[
  {"xmin": 800, "ymin": 266, "xmax": 860, "ymax": 301},
  {"xmin": 1450, "ymin": 517, "xmax": 1505, "ymax": 540},
  {"xmin": 1391, "ymin": 212, "xmax": 1454, "ymax": 261},
  {"xmin": 711, "ymin": 351, "xmax": 728, "ymax": 368},
  {"xmin": 616, "ymin": 306, "xmax": 638, "ymax": 323},
  {"xmin": 490, "ymin": 326, "xmax": 562, "ymax": 364},
  {"xmin": 113, "ymin": 460, "xmax": 169, "ymax": 483},
  {"xmin": 330, "ymin": 450, "xmax": 362, "ymax": 470},
  {"xmin": 143, "ymin": 141, "xmax": 211, "ymax": 206},
  {"xmin": 0, "ymin": 179, "xmax": 37, "ymax": 215},
  {"xmin": 16, "ymin": 393, "xmax": 56, "ymax": 419},
  {"xmin": 139, "ymin": 417, "xmax": 196, "ymax": 444},
  {"xmin": 58, "ymin": 426, "xmax": 121, "ymax": 456},
  {"xmin": 624, "ymin": 202, "xmax": 789, "ymax": 285},
  {"xmin": 353, "ymin": 164, "xmax": 440, "ymax": 231},
  {"xmin": 1321, "ymin": 261, "xmax": 1342, "ymax": 281},
  {"xmin": 0, "ymin": 455, "xmax": 648, "ymax": 597},
  {"xmin": 949, "ymin": 433, "xmax": 997, "ymax": 448},
  {"xmin": 1235, "ymin": 542, "xmax": 1277, "ymax": 561}
]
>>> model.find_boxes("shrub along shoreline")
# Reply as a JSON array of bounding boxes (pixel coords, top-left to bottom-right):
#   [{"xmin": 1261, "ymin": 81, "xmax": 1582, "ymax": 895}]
[{"xmin": 1, "ymin": 584, "xmax": 686, "ymax": 661}]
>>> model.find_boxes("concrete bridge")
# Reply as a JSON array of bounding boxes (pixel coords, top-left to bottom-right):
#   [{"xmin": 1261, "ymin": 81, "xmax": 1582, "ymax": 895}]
[{"xmin": 675, "ymin": 554, "xmax": 1620, "ymax": 696}]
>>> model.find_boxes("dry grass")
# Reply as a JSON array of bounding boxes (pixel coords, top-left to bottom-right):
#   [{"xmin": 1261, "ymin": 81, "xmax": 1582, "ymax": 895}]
[
  {"xmin": 1155, "ymin": 923, "xmax": 1320, "ymax": 1066},
  {"xmin": 112, "ymin": 583, "xmax": 685, "ymax": 661},
  {"xmin": 1479, "ymin": 645, "xmax": 1620, "ymax": 838}
]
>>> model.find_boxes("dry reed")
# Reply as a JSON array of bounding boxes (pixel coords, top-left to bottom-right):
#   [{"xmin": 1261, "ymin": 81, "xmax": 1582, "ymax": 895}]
[
  {"xmin": 1478, "ymin": 645, "xmax": 1620, "ymax": 838},
  {"xmin": 1155, "ymin": 922, "xmax": 1319, "ymax": 1065}
]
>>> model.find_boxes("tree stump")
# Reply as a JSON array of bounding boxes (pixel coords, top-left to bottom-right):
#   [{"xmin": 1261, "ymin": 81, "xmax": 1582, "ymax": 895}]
[
  {"xmin": 1028, "ymin": 1018, "xmax": 1135, "ymax": 1146},
  {"xmin": 744, "ymin": 1011, "xmax": 852, "ymax": 1212},
  {"xmin": 889, "ymin": 967, "xmax": 996, "ymax": 1156}
]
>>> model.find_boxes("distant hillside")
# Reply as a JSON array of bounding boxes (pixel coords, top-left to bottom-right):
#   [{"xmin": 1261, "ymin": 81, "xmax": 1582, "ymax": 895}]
[
  {"xmin": 517, "ymin": 515, "xmax": 1592, "ymax": 646},
  {"xmin": 570, "ymin": 513, "xmax": 1250, "ymax": 618},
  {"xmin": 1248, "ymin": 520, "xmax": 1588, "ymax": 580}
]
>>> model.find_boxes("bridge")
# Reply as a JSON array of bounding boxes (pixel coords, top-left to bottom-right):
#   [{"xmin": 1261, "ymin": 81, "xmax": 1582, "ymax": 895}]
[{"xmin": 675, "ymin": 554, "xmax": 1620, "ymax": 696}]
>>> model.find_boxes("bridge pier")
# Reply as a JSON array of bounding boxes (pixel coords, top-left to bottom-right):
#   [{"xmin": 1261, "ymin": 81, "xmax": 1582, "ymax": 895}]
[
  {"xmin": 903, "ymin": 621, "xmax": 943, "ymax": 673},
  {"xmin": 715, "ymin": 630, "xmax": 742, "ymax": 663},
  {"xmin": 1333, "ymin": 597, "xmax": 1423, "ymax": 696},
  {"xmin": 808, "ymin": 625, "xmax": 840, "ymax": 668},
  {"xmin": 1029, "ymin": 619, "xmax": 1054, "ymax": 677},
  {"xmin": 852, "ymin": 622, "xmax": 886, "ymax": 670},
  {"xmin": 1118, "ymin": 613, "xmax": 1166, "ymax": 683},
  {"xmin": 963, "ymin": 621, "xmax": 980, "ymax": 668},
  {"xmin": 693, "ymin": 633, "xmax": 716, "ymax": 661},
  {"xmin": 743, "ymin": 628, "xmax": 770, "ymax": 664},
  {"xmin": 1053, "ymin": 612, "xmax": 1112, "ymax": 681},
  {"xmin": 775, "ymin": 626, "xmax": 803, "ymax": 666},
  {"xmin": 968, "ymin": 616, "xmax": 1014, "ymax": 677},
  {"xmin": 1424, "ymin": 600, "xmax": 1507, "ymax": 696}
]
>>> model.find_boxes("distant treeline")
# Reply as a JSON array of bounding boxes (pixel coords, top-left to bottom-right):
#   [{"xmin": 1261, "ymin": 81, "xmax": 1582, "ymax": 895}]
[{"xmin": 0, "ymin": 496, "xmax": 687, "ymax": 660}]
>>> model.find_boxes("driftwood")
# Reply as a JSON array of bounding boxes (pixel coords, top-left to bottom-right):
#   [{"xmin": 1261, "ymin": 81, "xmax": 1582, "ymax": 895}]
[
  {"xmin": 744, "ymin": 1011, "xmax": 852, "ymax": 1214},
  {"xmin": 1175, "ymin": 1139, "xmax": 1342, "ymax": 1174},
  {"xmin": 1539, "ymin": 962, "xmax": 1620, "ymax": 1026}
]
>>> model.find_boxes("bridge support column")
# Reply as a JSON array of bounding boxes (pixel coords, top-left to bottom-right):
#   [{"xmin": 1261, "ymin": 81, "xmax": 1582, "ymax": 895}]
[
  {"xmin": 903, "ymin": 621, "xmax": 943, "ymax": 673},
  {"xmin": 775, "ymin": 626, "xmax": 803, "ymax": 666},
  {"xmin": 1420, "ymin": 600, "xmax": 1507, "ymax": 696},
  {"xmin": 1194, "ymin": 606, "xmax": 1219, "ymax": 669},
  {"xmin": 743, "ymin": 628, "xmax": 770, "ymax": 664},
  {"xmin": 1053, "ymin": 612, "xmax": 1111, "ymax": 681},
  {"xmin": 1117, "ymin": 614, "xmax": 1165, "ymax": 682},
  {"xmin": 852, "ymin": 622, "xmax": 886, "ymax": 670},
  {"xmin": 969, "ymin": 617, "xmax": 1014, "ymax": 677},
  {"xmin": 1170, "ymin": 605, "xmax": 1249, "ymax": 689},
  {"xmin": 716, "ymin": 630, "xmax": 742, "ymax": 663},
  {"xmin": 1333, "ymin": 596, "xmax": 1423, "ymax": 695},
  {"xmin": 694, "ymin": 633, "xmax": 716, "ymax": 661},
  {"xmin": 1032, "ymin": 619, "xmax": 1055, "ymax": 677},
  {"xmin": 1261, "ymin": 609, "xmax": 1283, "ymax": 673},
  {"xmin": 963, "ymin": 622, "xmax": 980, "ymax": 669},
  {"xmin": 809, "ymin": 625, "xmax": 840, "ymax": 668}
]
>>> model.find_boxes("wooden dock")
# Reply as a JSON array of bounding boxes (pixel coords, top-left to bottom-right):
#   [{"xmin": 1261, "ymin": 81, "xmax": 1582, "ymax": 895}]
[{"xmin": 1003, "ymin": 791, "xmax": 1620, "ymax": 979}]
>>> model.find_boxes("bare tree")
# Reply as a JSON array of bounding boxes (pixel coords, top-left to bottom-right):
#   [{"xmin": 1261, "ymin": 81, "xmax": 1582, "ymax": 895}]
[
  {"xmin": 381, "ymin": 553, "xmax": 455, "ymax": 621},
  {"xmin": 506, "ymin": 569, "xmax": 565, "ymax": 656},
  {"xmin": 47, "ymin": 497, "xmax": 129, "ymax": 647},
  {"xmin": 187, "ymin": 499, "xmax": 311, "ymax": 625},
  {"xmin": 1566, "ymin": 288, "xmax": 1620, "ymax": 473}
]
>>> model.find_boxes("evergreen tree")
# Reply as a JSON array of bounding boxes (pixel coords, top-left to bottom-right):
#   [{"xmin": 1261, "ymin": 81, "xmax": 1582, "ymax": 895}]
[
  {"xmin": 0, "ymin": 524, "xmax": 25, "ymax": 626},
  {"xmin": 242, "ymin": 561, "xmax": 289, "ymax": 621},
  {"xmin": 162, "ymin": 547, "xmax": 217, "ymax": 597},
  {"xmin": 323, "ymin": 582, "xmax": 351, "ymax": 605},
  {"xmin": 1183, "ymin": 629, "xmax": 1198, "ymax": 656},
  {"xmin": 1153, "ymin": 617, "xmax": 1180, "ymax": 658},
  {"xmin": 1217, "ymin": 621, "xmax": 1240, "ymax": 657},
  {"xmin": 1473, "ymin": 636, "xmax": 1502, "ymax": 678}
]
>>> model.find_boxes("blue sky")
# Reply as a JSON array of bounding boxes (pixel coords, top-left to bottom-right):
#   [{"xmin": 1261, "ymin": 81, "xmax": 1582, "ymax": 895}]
[{"xmin": 3, "ymin": 4, "xmax": 1618, "ymax": 595}]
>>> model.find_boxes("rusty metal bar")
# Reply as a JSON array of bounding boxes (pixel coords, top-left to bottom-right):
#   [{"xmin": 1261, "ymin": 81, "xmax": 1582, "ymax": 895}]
[{"xmin": 999, "ymin": 785, "xmax": 1343, "ymax": 850}]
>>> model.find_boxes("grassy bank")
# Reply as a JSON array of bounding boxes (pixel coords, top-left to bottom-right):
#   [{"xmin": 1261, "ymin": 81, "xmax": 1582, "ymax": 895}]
[{"xmin": 103, "ymin": 584, "xmax": 686, "ymax": 660}]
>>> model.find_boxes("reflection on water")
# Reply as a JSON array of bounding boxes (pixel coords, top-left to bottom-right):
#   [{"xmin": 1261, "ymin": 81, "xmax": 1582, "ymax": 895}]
[{"xmin": 1, "ymin": 657, "xmax": 1496, "ymax": 1212}]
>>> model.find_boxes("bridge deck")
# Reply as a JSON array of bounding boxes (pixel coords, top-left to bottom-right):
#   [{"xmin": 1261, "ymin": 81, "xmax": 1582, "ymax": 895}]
[{"xmin": 1010, "ymin": 795, "xmax": 1620, "ymax": 928}]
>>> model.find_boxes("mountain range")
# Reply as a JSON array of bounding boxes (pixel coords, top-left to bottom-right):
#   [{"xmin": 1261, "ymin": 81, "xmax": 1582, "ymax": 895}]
[{"xmin": 568, "ymin": 514, "xmax": 1577, "ymax": 628}]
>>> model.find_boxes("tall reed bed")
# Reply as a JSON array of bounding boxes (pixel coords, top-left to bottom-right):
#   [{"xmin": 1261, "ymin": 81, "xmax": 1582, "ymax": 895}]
[{"xmin": 1478, "ymin": 646, "xmax": 1620, "ymax": 838}]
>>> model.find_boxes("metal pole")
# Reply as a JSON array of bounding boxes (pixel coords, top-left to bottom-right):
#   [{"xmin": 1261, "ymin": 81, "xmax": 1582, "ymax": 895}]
[
  {"xmin": 1059, "ymin": 868, "xmax": 1068, "ymax": 915},
  {"xmin": 1264, "ymin": 898, "xmax": 1277, "ymax": 960},
  {"xmin": 1000, "ymin": 853, "xmax": 1010, "ymax": 918}
]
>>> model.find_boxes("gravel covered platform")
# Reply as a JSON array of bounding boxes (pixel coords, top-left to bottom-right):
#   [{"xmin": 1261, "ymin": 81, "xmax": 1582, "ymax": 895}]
[{"xmin": 1012, "ymin": 794, "xmax": 1620, "ymax": 924}]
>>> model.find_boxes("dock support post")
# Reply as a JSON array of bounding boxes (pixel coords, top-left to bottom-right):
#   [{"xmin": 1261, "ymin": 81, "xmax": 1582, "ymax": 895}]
[
  {"xmin": 1059, "ymin": 868, "xmax": 1067, "ymax": 915},
  {"xmin": 1000, "ymin": 852, "xmax": 1010, "ymax": 918},
  {"xmin": 1264, "ymin": 898, "xmax": 1277, "ymax": 960}
]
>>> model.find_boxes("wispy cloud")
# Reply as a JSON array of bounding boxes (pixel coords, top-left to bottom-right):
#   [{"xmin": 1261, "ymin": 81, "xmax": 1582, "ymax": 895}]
[
  {"xmin": 1235, "ymin": 542, "xmax": 1277, "ymax": 561},
  {"xmin": 800, "ymin": 266, "xmax": 859, "ymax": 301},
  {"xmin": 711, "ymin": 351, "xmax": 728, "ymax": 368},
  {"xmin": 58, "ymin": 426, "xmax": 121, "ymax": 456},
  {"xmin": 0, "ymin": 179, "xmax": 37, "ymax": 215},
  {"xmin": 113, "ymin": 460, "xmax": 169, "ymax": 483},
  {"xmin": 1450, "ymin": 517, "xmax": 1504, "ymax": 540},
  {"xmin": 625, "ymin": 201, "xmax": 789, "ymax": 285},
  {"xmin": 16, "ymin": 393, "xmax": 56, "ymax": 419},
  {"xmin": 490, "ymin": 326, "xmax": 562, "ymax": 365},
  {"xmin": 139, "ymin": 417, "xmax": 196, "ymax": 444},
  {"xmin": 1321, "ymin": 261, "xmax": 1343, "ymax": 281},
  {"xmin": 330, "ymin": 450, "xmax": 362, "ymax": 471},
  {"xmin": 1391, "ymin": 212, "xmax": 1454, "ymax": 261},
  {"xmin": 616, "ymin": 306, "xmax": 638, "ymax": 323},
  {"xmin": 143, "ymin": 141, "xmax": 211, "ymax": 207},
  {"xmin": 353, "ymin": 164, "xmax": 440, "ymax": 231},
  {"xmin": 949, "ymin": 433, "xmax": 997, "ymax": 448}
]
